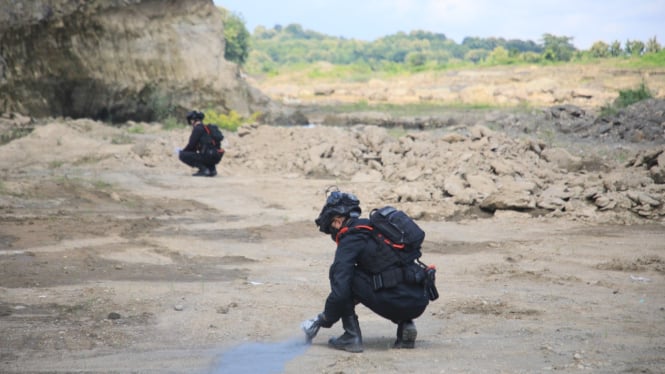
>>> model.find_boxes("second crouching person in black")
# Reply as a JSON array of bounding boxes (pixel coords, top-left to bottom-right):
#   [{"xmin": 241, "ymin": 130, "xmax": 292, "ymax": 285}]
[
  {"xmin": 302, "ymin": 191, "xmax": 432, "ymax": 353},
  {"xmin": 178, "ymin": 110, "xmax": 224, "ymax": 177}
]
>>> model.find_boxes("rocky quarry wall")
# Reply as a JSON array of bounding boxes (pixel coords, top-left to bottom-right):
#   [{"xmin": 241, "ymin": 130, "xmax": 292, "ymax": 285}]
[{"xmin": 0, "ymin": 0, "xmax": 300, "ymax": 123}]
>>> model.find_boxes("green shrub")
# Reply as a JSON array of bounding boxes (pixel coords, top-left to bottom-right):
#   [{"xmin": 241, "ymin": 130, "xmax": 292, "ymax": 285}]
[
  {"xmin": 0, "ymin": 127, "xmax": 33, "ymax": 145},
  {"xmin": 161, "ymin": 115, "xmax": 181, "ymax": 130},
  {"xmin": 600, "ymin": 82, "xmax": 652, "ymax": 117},
  {"xmin": 110, "ymin": 133, "xmax": 133, "ymax": 144},
  {"xmin": 128, "ymin": 124, "xmax": 145, "ymax": 134},
  {"xmin": 203, "ymin": 109, "xmax": 259, "ymax": 132},
  {"xmin": 220, "ymin": 9, "xmax": 250, "ymax": 65},
  {"xmin": 615, "ymin": 82, "xmax": 652, "ymax": 108}
]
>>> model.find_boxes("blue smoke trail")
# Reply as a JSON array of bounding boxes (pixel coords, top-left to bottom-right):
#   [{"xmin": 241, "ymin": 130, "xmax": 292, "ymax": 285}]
[{"xmin": 210, "ymin": 338, "xmax": 308, "ymax": 374}]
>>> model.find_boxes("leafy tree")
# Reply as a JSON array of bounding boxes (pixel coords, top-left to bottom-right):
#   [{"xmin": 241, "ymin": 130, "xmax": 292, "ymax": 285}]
[
  {"xmin": 625, "ymin": 39, "xmax": 645, "ymax": 56},
  {"xmin": 462, "ymin": 36, "xmax": 498, "ymax": 50},
  {"xmin": 245, "ymin": 50, "xmax": 277, "ymax": 73},
  {"xmin": 646, "ymin": 36, "xmax": 662, "ymax": 54},
  {"xmin": 465, "ymin": 49, "xmax": 489, "ymax": 64},
  {"xmin": 254, "ymin": 25, "xmax": 277, "ymax": 40},
  {"xmin": 520, "ymin": 51, "xmax": 542, "ymax": 63},
  {"xmin": 405, "ymin": 51, "xmax": 427, "ymax": 67},
  {"xmin": 220, "ymin": 9, "xmax": 250, "ymax": 65},
  {"xmin": 541, "ymin": 33, "xmax": 576, "ymax": 61},
  {"xmin": 409, "ymin": 30, "xmax": 447, "ymax": 42},
  {"xmin": 590, "ymin": 41, "xmax": 609, "ymax": 58},
  {"xmin": 504, "ymin": 39, "xmax": 542, "ymax": 53},
  {"xmin": 486, "ymin": 46, "xmax": 511, "ymax": 65},
  {"xmin": 610, "ymin": 40, "xmax": 622, "ymax": 57}
]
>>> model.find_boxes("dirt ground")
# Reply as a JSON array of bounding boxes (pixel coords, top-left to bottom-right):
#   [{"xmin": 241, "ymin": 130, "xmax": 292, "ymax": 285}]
[{"xmin": 1, "ymin": 67, "xmax": 665, "ymax": 373}]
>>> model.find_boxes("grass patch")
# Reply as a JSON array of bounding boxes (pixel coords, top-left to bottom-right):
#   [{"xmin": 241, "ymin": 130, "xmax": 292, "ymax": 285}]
[
  {"xmin": 110, "ymin": 133, "xmax": 133, "ymax": 144},
  {"xmin": 72, "ymin": 155, "xmax": 106, "ymax": 166},
  {"xmin": 52, "ymin": 176, "xmax": 113, "ymax": 192},
  {"xmin": 387, "ymin": 127, "xmax": 408, "ymax": 138},
  {"xmin": 161, "ymin": 116, "xmax": 182, "ymax": 130},
  {"xmin": 618, "ymin": 50, "xmax": 665, "ymax": 68},
  {"xmin": 48, "ymin": 160, "xmax": 64, "ymax": 169},
  {"xmin": 600, "ymin": 82, "xmax": 653, "ymax": 117},
  {"xmin": 92, "ymin": 180, "xmax": 113, "ymax": 190},
  {"xmin": 127, "ymin": 124, "xmax": 145, "ymax": 134},
  {"xmin": 0, "ymin": 127, "xmax": 33, "ymax": 145},
  {"xmin": 314, "ymin": 101, "xmax": 500, "ymax": 117},
  {"xmin": 615, "ymin": 82, "xmax": 652, "ymax": 107}
]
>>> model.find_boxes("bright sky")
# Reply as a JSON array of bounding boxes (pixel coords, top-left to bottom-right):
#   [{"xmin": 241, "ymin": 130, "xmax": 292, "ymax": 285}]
[{"xmin": 214, "ymin": 0, "xmax": 665, "ymax": 50}]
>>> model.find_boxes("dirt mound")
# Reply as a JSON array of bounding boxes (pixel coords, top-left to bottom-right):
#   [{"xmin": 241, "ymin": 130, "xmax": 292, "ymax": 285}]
[
  {"xmin": 230, "ymin": 122, "xmax": 664, "ymax": 223},
  {"xmin": 1, "ymin": 115, "xmax": 663, "ymax": 223}
]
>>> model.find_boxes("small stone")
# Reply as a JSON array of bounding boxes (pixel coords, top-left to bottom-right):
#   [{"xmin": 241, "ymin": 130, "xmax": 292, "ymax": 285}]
[
  {"xmin": 174, "ymin": 304, "xmax": 184, "ymax": 311},
  {"xmin": 107, "ymin": 312, "xmax": 121, "ymax": 320}
]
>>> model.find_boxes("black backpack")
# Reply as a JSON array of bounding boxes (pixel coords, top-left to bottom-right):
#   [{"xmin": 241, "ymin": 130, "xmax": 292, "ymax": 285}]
[
  {"xmin": 369, "ymin": 206, "xmax": 425, "ymax": 258},
  {"xmin": 204, "ymin": 124, "xmax": 224, "ymax": 149},
  {"xmin": 201, "ymin": 124, "xmax": 225, "ymax": 162},
  {"xmin": 335, "ymin": 206, "xmax": 438, "ymax": 300},
  {"xmin": 336, "ymin": 205, "xmax": 425, "ymax": 262}
]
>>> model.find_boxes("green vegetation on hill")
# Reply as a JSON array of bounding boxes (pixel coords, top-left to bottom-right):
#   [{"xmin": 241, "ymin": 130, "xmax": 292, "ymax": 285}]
[{"xmin": 218, "ymin": 7, "xmax": 664, "ymax": 76}]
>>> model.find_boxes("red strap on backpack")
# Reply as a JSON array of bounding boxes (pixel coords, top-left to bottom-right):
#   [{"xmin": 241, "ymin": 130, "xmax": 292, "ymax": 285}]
[
  {"xmin": 335, "ymin": 224, "xmax": 407, "ymax": 251},
  {"xmin": 335, "ymin": 225, "xmax": 373, "ymax": 245},
  {"xmin": 203, "ymin": 125, "xmax": 217, "ymax": 147}
]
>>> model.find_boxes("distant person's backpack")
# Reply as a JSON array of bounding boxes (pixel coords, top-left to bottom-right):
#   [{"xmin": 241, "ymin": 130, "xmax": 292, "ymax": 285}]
[
  {"xmin": 205, "ymin": 124, "xmax": 224, "ymax": 148},
  {"xmin": 336, "ymin": 206, "xmax": 438, "ymax": 300},
  {"xmin": 201, "ymin": 124, "xmax": 225, "ymax": 163}
]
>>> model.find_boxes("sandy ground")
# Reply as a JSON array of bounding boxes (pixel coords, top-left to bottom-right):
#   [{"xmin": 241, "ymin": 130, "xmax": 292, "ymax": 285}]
[
  {"xmin": 2, "ymin": 61, "xmax": 665, "ymax": 373},
  {"xmin": 0, "ymin": 119, "xmax": 663, "ymax": 374}
]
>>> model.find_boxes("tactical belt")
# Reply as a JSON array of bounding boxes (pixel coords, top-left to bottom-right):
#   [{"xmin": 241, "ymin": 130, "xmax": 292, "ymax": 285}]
[{"xmin": 372, "ymin": 267, "xmax": 404, "ymax": 290}]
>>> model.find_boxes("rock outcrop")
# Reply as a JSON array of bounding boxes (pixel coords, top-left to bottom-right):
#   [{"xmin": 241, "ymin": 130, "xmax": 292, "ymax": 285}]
[{"xmin": 0, "ymin": 0, "xmax": 299, "ymax": 124}]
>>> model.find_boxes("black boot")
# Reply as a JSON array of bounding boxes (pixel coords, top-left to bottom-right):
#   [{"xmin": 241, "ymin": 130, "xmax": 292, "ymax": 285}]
[
  {"xmin": 328, "ymin": 314, "xmax": 363, "ymax": 353},
  {"xmin": 208, "ymin": 166, "xmax": 217, "ymax": 177},
  {"xmin": 393, "ymin": 320, "xmax": 417, "ymax": 349},
  {"xmin": 192, "ymin": 168, "xmax": 211, "ymax": 177}
]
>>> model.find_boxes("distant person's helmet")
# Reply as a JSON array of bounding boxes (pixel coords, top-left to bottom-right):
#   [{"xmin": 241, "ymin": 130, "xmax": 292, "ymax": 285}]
[
  {"xmin": 186, "ymin": 111, "xmax": 205, "ymax": 122},
  {"xmin": 315, "ymin": 191, "xmax": 361, "ymax": 234}
]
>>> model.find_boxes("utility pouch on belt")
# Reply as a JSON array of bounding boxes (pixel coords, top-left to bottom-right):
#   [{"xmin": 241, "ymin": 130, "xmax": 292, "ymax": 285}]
[
  {"xmin": 403, "ymin": 262, "xmax": 427, "ymax": 284},
  {"xmin": 372, "ymin": 267, "xmax": 403, "ymax": 291}
]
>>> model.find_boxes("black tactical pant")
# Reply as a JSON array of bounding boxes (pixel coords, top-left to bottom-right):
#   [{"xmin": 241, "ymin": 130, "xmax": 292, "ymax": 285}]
[
  {"xmin": 351, "ymin": 270, "xmax": 428, "ymax": 323},
  {"xmin": 179, "ymin": 151, "xmax": 217, "ymax": 171}
]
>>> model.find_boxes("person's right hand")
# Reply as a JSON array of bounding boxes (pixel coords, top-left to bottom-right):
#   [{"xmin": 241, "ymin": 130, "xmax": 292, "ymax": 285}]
[{"xmin": 301, "ymin": 317, "xmax": 321, "ymax": 343}]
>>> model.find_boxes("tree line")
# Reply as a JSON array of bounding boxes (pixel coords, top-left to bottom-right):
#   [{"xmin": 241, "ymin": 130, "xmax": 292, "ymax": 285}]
[{"xmin": 219, "ymin": 9, "xmax": 663, "ymax": 73}]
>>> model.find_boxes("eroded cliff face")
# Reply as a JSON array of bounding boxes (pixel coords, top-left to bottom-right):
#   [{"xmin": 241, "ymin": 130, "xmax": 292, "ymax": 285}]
[{"xmin": 0, "ymin": 0, "xmax": 274, "ymax": 122}]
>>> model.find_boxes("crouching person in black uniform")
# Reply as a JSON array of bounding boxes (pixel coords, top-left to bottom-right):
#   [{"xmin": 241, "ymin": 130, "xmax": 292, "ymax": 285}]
[
  {"xmin": 302, "ymin": 191, "xmax": 431, "ymax": 352},
  {"xmin": 178, "ymin": 110, "xmax": 222, "ymax": 177}
]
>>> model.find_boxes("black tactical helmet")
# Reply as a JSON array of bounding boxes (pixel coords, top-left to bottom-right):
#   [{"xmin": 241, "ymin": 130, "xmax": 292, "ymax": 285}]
[
  {"xmin": 315, "ymin": 191, "xmax": 361, "ymax": 234},
  {"xmin": 186, "ymin": 110, "xmax": 204, "ymax": 122}
]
